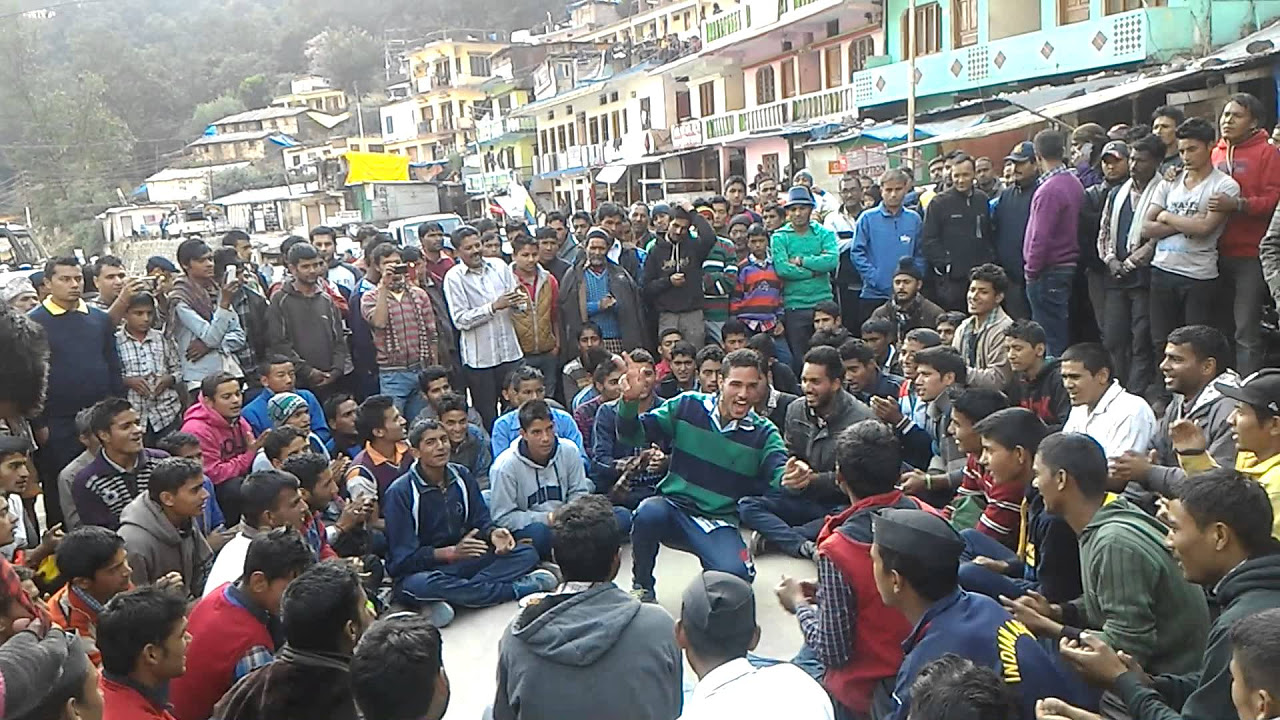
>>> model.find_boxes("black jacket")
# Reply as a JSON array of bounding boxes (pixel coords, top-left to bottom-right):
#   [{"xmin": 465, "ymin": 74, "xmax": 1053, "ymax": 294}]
[
  {"xmin": 992, "ymin": 182, "xmax": 1035, "ymax": 283},
  {"xmin": 1080, "ymin": 179, "xmax": 1126, "ymax": 271},
  {"xmin": 558, "ymin": 260, "xmax": 651, "ymax": 361},
  {"xmin": 642, "ymin": 214, "xmax": 717, "ymax": 313},
  {"xmin": 1006, "ymin": 359, "xmax": 1072, "ymax": 432},
  {"xmin": 782, "ymin": 390, "xmax": 875, "ymax": 506},
  {"xmin": 1006, "ymin": 487, "xmax": 1082, "ymax": 604},
  {"xmin": 922, "ymin": 188, "xmax": 994, "ymax": 280}
]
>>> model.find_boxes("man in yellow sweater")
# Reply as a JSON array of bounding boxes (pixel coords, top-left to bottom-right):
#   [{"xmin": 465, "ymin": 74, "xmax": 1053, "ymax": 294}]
[{"xmin": 1172, "ymin": 369, "xmax": 1280, "ymax": 538}]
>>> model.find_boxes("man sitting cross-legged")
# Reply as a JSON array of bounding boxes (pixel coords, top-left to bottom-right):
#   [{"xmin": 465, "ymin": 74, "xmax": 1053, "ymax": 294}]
[
  {"xmin": 383, "ymin": 419, "xmax": 557, "ymax": 626},
  {"xmin": 617, "ymin": 348, "xmax": 787, "ymax": 602}
]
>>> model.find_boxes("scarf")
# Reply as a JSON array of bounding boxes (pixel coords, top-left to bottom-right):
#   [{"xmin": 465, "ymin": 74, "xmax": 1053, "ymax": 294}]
[
  {"xmin": 211, "ymin": 643, "xmax": 356, "ymax": 720},
  {"xmin": 167, "ymin": 275, "xmax": 218, "ymax": 332},
  {"xmin": 382, "ymin": 286, "xmax": 438, "ymax": 368}
]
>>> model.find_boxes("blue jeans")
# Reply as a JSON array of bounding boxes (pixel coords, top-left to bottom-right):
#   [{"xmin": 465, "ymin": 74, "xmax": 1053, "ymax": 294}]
[
  {"xmin": 380, "ymin": 368, "xmax": 427, "ymax": 423},
  {"xmin": 1027, "ymin": 265, "xmax": 1075, "ymax": 357},
  {"xmin": 515, "ymin": 507, "xmax": 634, "ymax": 561},
  {"xmin": 737, "ymin": 493, "xmax": 839, "ymax": 557},
  {"xmin": 772, "ymin": 335, "xmax": 794, "ymax": 369},
  {"xmin": 957, "ymin": 528, "xmax": 1036, "ymax": 601},
  {"xmin": 395, "ymin": 544, "xmax": 540, "ymax": 608},
  {"xmin": 631, "ymin": 497, "xmax": 753, "ymax": 594}
]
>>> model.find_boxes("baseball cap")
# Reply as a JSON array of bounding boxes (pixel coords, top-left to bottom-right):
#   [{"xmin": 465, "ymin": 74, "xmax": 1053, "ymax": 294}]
[
  {"xmin": 680, "ymin": 570, "xmax": 756, "ymax": 649},
  {"xmin": 1005, "ymin": 141, "xmax": 1036, "ymax": 163},
  {"xmin": 1216, "ymin": 369, "xmax": 1280, "ymax": 417},
  {"xmin": 1101, "ymin": 140, "xmax": 1130, "ymax": 160}
]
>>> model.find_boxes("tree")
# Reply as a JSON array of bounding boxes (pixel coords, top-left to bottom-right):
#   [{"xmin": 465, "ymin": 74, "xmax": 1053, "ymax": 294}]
[
  {"xmin": 186, "ymin": 95, "xmax": 247, "ymax": 138},
  {"xmin": 238, "ymin": 74, "xmax": 275, "ymax": 110},
  {"xmin": 306, "ymin": 27, "xmax": 383, "ymax": 96},
  {"xmin": 211, "ymin": 165, "xmax": 279, "ymax": 198}
]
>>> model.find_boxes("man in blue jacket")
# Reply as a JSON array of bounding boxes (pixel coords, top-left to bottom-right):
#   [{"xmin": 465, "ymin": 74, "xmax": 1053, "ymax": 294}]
[
  {"xmin": 490, "ymin": 366, "xmax": 587, "ymax": 465},
  {"xmin": 241, "ymin": 355, "xmax": 332, "ymax": 445},
  {"xmin": 871, "ymin": 508, "xmax": 1075, "ymax": 720},
  {"xmin": 851, "ymin": 169, "xmax": 925, "ymax": 324},
  {"xmin": 383, "ymin": 419, "xmax": 556, "ymax": 626}
]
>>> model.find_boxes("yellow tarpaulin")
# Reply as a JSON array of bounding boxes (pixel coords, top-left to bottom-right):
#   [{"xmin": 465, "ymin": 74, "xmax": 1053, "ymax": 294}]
[{"xmin": 344, "ymin": 152, "xmax": 410, "ymax": 185}]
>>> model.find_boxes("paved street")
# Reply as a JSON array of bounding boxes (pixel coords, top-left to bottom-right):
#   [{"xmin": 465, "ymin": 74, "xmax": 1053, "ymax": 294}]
[{"xmin": 439, "ymin": 534, "xmax": 814, "ymax": 719}]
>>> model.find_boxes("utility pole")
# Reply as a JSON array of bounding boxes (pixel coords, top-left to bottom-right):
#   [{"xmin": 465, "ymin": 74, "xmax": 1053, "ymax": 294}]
[
  {"xmin": 355, "ymin": 80, "xmax": 366, "ymax": 139},
  {"xmin": 906, "ymin": 0, "xmax": 917, "ymax": 174}
]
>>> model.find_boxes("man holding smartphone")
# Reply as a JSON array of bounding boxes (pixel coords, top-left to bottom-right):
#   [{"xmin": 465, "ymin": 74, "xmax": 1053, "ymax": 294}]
[
  {"xmin": 266, "ymin": 242, "xmax": 352, "ymax": 400},
  {"xmin": 362, "ymin": 242, "xmax": 439, "ymax": 421}
]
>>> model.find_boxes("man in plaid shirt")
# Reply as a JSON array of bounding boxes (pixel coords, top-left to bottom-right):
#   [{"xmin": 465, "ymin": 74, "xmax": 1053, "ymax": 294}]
[
  {"xmin": 361, "ymin": 243, "xmax": 437, "ymax": 422},
  {"xmin": 116, "ymin": 293, "xmax": 182, "ymax": 444}
]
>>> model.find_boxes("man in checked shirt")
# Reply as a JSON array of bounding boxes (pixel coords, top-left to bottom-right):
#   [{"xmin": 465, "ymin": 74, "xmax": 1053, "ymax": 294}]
[
  {"xmin": 116, "ymin": 292, "xmax": 183, "ymax": 446},
  {"xmin": 773, "ymin": 420, "xmax": 941, "ymax": 720}
]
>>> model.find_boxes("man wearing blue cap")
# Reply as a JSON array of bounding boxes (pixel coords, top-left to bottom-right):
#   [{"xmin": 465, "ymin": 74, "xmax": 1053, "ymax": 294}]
[
  {"xmin": 771, "ymin": 186, "xmax": 840, "ymax": 364},
  {"xmin": 870, "ymin": 508, "xmax": 1074, "ymax": 720},
  {"xmin": 991, "ymin": 142, "xmax": 1040, "ymax": 319}
]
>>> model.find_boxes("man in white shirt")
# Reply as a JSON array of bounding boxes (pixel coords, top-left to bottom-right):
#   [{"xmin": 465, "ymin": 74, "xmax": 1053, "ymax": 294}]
[
  {"xmin": 203, "ymin": 469, "xmax": 308, "ymax": 596},
  {"xmin": 442, "ymin": 225, "xmax": 526, "ymax": 431},
  {"xmin": 676, "ymin": 570, "xmax": 834, "ymax": 720},
  {"xmin": 1060, "ymin": 342, "xmax": 1157, "ymax": 488}
]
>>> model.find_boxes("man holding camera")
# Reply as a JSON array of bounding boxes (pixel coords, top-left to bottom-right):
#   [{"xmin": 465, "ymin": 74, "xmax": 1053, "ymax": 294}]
[{"xmin": 362, "ymin": 242, "xmax": 440, "ymax": 422}]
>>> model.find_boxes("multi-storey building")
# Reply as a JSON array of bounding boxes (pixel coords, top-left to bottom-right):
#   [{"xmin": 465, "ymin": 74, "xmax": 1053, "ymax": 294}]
[
  {"xmin": 378, "ymin": 30, "xmax": 510, "ymax": 164},
  {"xmin": 271, "ymin": 76, "xmax": 349, "ymax": 114}
]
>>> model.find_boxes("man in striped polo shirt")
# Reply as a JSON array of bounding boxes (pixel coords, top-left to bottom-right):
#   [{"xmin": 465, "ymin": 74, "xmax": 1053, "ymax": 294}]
[{"xmin": 617, "ymin": 348, "xmax": 787, "ymax": 602}]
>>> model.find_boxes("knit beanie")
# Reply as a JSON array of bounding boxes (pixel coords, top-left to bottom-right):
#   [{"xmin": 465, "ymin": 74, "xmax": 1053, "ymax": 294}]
[{"xmin": 267, "ymin": 392, "xmax": 308, "ymax": 427}]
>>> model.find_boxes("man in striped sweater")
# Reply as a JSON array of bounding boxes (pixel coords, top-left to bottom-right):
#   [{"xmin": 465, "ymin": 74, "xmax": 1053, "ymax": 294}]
[{"xmin": 617, "ymin": 348, "xmax": 787, "ymax": 602}]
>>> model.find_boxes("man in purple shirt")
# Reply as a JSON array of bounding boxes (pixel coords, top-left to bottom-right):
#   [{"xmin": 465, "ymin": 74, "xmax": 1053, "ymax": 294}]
[{"xmin": 1023, "ymin": 129, "xmax": 1085, "ymax": 356}]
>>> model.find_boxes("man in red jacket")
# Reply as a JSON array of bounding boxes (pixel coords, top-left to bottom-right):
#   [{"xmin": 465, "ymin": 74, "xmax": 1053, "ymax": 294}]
[
  {"xmin": 774, "ymin": 419, "xmax": 938, "ymax": 719},
  {"xmin": 97, "ymin": 586, "xmax": 190, "ymax": 720},
  {"xmin": 169, "ymin": 529, "xmax": 314, "ymax": 720},
  {"xmin": 1212, "ymin": 92, "xmax": 1280, "ymax": 375}
]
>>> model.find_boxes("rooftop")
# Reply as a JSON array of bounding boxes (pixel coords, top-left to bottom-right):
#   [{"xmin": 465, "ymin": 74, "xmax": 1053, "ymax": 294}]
[
  {"xmin": 212, "ymin": 106, "xmax": 311, "ymax": 125},
  {"xmin": 212, "ymin": 183, "xmax": 317, "ymax": 206}
]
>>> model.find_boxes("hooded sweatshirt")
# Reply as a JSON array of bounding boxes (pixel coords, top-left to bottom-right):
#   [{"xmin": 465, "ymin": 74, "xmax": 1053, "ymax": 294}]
[
  {"xmin": 488, "ymin": 438, "xmax": 594, "ymax": 533},
  {"xmin": 117, "ymin": 493, "xmax": 213, "ymax": 599},
  {"xmin": 493, "ymin": 583, "xmax": 683, "ymax": 720},
  {"xmin": 1064, "ymin": 497, "xmax": 1210, "ymax": 675},
  {"xmin": 1006, "ymin": 358, "xmax": 1072, "ymax": 431},
  {"xmin": 180, "ymin": 401, "xmax": 255, "ymax": 486},
  {"xmin": 1213, "ymin": 129, "xmax": 1280, "ymax": 258},
  {"xmin": 1147, "ymin": 371, "xmax": 1240, "ymax": 496},
  {"xmin": 1114, "ymin": 552, "xmax": 1280, "ymax": 720}
]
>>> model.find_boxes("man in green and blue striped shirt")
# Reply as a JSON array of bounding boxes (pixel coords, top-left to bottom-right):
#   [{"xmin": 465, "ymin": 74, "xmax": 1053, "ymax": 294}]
[{"xmin": 617, "ymin": 348, "xmax": 787, "ymax": 601}]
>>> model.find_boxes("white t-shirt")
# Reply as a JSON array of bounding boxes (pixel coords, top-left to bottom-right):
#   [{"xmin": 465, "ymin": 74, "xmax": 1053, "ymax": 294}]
[
  {"xmin": 1150, "ymin": 168, "xmax": 1240, "ymax": 280},
  {"xmin": 0, "ymin": 493, "xmax": 28, "ymax": 560},
  {"xmin": 678, "ymin": 658, "xmax": 834, "ymax": 720},
  {"xmin": 202, "ymin": 532, "xmax": 252, "ymax": 597}
]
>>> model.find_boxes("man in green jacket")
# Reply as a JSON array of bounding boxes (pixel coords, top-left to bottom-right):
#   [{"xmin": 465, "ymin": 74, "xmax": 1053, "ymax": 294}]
[
  {"xmin": 771, "ymin": 186, "xmax": 839, "ymax": 366},
  {"xmin": 1003, "ymin": 432, "xmax": 1210, "ymax": 677},
  {"xmin": 1049, "ymin": 467, "xmax": 1280, "ymax": 720}
]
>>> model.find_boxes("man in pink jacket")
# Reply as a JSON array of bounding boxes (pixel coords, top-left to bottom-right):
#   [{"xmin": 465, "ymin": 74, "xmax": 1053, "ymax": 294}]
[{"xmin": 179, "ymin": 371, "xmax": 260, "ymax": 526}]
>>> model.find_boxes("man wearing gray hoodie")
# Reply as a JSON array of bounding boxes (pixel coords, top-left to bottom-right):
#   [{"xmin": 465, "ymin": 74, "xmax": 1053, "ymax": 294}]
[
  {"xmin": 493, "ymin": 495, "xmax": 682, "ymax": 720},
  {"xmin": 489, "ymin": 400, "xmax": 624, "ymax": 561},
  {"xmin": 117, "ymin": 456, "xmax": 214, "ymax": 600}
]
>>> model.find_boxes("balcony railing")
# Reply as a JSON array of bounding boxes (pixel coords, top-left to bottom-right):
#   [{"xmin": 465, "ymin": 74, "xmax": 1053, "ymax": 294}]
[
  {"xmin": 705, "ymin": 7, "xmax": 746, "ymax": 44},
  {"xmin": 702, "ymin": 84, "xmax": 859, "ymax": 142},
  {"xmin": 702, "ymin": 0, "xmax": 844, "ymax": 47},
  {"xmin": 477, "ymin": 116, "xmax": 538, "ymax": 143},
  {"xmin": 850, "ymin": 6, "xmax": 1183, "ymax": 108}
]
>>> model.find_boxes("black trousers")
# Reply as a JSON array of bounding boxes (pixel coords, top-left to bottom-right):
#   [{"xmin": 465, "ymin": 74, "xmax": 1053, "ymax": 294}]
[{"xmin": 465, "ymin": 360, "xmax": 523, "ymax": 434}]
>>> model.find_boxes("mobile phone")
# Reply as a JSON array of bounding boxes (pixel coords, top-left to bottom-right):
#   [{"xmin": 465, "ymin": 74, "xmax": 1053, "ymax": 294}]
[
  {"xmin": 391, "ymin": 263, "xmax": 409, "ymax": 275},
  {"xmin": 224, "ymin": 265, "xmax": 238, "ymax": 285},
  {"xmin": 142, "ymin": 276, "xmax": 158, "ymax": 290}
]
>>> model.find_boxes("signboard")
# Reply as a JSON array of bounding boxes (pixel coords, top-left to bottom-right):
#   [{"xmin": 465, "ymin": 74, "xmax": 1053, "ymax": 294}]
[
  {"xmin": 827, "ymin": 156, "xmax": 848, "ymax": 175},
  {"xmin": 672, "ymin": 120, "xmax": 704, "ymax": 150}
]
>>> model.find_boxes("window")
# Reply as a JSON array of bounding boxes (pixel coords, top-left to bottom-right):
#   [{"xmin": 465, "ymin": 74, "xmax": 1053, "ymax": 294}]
[
  {"xmin": 557, "ymin": 125, "xmax": 567, "ymax": 150},
  {"xmin": 440, "ymin": 103, "xmax": 454, "ymax": 131},
  {"xmin": 499, "ymin": 96, "xmax": 511, "ymax": 112},
  {"xmin": 469, "ymin": 54, "xmax": 491, "ymax": 77},
  {"xmin": 675, "ymin": 90, "xmax": 691, "ymax": 122},
  {"xmin": 826, "ymin": 19, "xmax": 839, "ymax": 37},
  {"xmin": 756, "ymin": 66, "xmax": 776, "ymax": 104},
  {"xmin": 611, "ymin": 111, "xmax": 621, "ymax": 140},
  {"xmin": 640, "ymin": 97, "xmax": 652, "ymax": 130},
  {"xmin": 824, "ymin": 46, "xmax": 842, "ymax": 88},
  {"xmin": 699, "ymin": 81, "xmax": 716, "ymax": 117},
  {"xmin": 1105, "ymin": 0, "xmax": 1159, "ymax": 14},
  {"xmin": 369, "ymin": 144, "xmax": 385, "ymax": 153},
  {"xmin": 590, "ymin": 117, "xmax": 600, "ymax": 144},
  {"xmin": 454, "ymin": 57, "xmax": 463, "ymax": 74},
  {"xmin": 539, "ymin": 130, "xmax": 548, "ymax": 154},
  {"xmin": 1059, "ymin": 0, "xmax": 1090, "ymax": 24},
  {"xmin": 610, "ymin": 91, "xmax": 619, "ymax": 103},
  {"xmin": 780, "ymin": 58, "xmax": 796, "ymax": 99},
  {"xmin": 385, "ymin": 116, "xmax": 394, "ymax": 135},
  {"xmin": 849, "ymin": 36, "xmax": 875, "ymax": 72},
  {"xmin": 900, "ymin": 3, "xmax": 942, "ymax": 57},
  {"xmin": 953, "ymin": 0, "xmax": 978, "ymax": 47},
  {"xmin": 601, "ymin": 116, "xmax": 610, "ymax": 142}
]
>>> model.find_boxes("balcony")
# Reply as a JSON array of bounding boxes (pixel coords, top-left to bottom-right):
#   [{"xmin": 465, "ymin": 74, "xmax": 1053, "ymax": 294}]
[
  {"xmin": 851, "ymin": 6, "xmax": 1194, "ymax": 108},
  {"xmin": 701, "ymin": 85, "xmax": 858, "ymax": 142},
  {"xmin": 476, "ymin": 116, "xmax": 538, "ymax": 144},
  {"xmin": 701, "ymin": 0, "xmax": 847, "ymax": 49}
]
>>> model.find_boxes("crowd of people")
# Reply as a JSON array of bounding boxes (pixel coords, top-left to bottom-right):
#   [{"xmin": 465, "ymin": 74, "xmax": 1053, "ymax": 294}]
[{"xmin": 2, "ymin": 91, "xmax": 1280, "ymax": 720}]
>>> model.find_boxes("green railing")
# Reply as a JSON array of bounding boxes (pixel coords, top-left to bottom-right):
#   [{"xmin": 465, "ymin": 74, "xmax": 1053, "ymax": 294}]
[
  {"xmin": 704, "ymin": 8, "xmax": 744, "ymax": 43},
  {"xmin": 705, "ymin": 115, "xmax": 737, "ymax": 140}
]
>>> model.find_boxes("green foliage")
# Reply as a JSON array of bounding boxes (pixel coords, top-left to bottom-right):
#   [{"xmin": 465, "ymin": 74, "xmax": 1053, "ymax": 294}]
[
  {"xmin": 238, "ymin": 75, "xmax": 275, "ymax": 110},
  {"xmin": 307, "ymin": 27, "xmax": 384, "ymax": 96},
  {"xmin": 211, "ymin": 165, "xmax": 281, "ymax": 199},
  {"xmin": 187, "ymin": 95, "xmax": 248, "ymax": 138}
]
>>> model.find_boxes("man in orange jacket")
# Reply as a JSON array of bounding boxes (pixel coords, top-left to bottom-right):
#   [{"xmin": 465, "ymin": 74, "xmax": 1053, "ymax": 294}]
[
  {"xmin": 97, "ymin": 586, "xmax": 189, "ymax": 720},
  {"xmin": 47, "ymin": 526, "xmax": 135, "ymax": 666}
]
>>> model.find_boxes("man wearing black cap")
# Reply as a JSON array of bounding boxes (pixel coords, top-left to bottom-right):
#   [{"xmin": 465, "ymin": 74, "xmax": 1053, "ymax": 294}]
[
  {"xmin": 1166, "ymin": 368, "xmax": 1280, "ymax": 539},
  {"xmin": 676, "ymin": 570, "xmax": 834, "ymax": 719},
  {"xmin": 991, "ymin": 141, "xmax": 1039, "ymax": 320},
  {"xmin": 642, "ymin": 203, "xmax": 719, "ymax": 346},
  {"xmin": 871, "ymin": 508, "xmax": 1070, "ymax": 720},
  {"xmin": 1078, "ymin": 140, "xmax": 1132, "ymax": 336},
  {"xmin": 868, "ymin": 256, "xmax": 943, "ymax": 341}
]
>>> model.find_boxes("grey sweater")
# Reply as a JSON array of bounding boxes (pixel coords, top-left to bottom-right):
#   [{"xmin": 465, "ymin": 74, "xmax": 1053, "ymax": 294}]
[{"xmin": 494, "ymin": 582, "xmax": 682, "ymax": 720}]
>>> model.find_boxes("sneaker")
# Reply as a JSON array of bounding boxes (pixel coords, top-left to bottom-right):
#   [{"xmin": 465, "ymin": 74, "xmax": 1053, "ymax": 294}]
[
  {"xmin": 749, "ymin": 531, "xmax": 771, "ymax": 558},
  {"xmin": 420, "ymin": 601, "xmax": 455, "ymax": 628},
  {"xmin": 799, "ymin": 541, "xmax": 818, "ymax": 561},
  {"xmin": 630, "ymin": 586, "xmax": 658, "ymax": 604},
  {"xmin": 538, "ymin": 561, "xmax": 564, "ymax": 584},
  {"xmin": 512, "ymin": 569, "xmax": 559, "ymax": 599}
]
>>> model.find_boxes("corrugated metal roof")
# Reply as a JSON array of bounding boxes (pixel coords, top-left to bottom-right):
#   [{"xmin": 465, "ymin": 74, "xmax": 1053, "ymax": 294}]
[
  {"xmin": 186, "ymin": 130, "xmax": 275, "ymax": 147},
  {"xmin": 212, "ymin": 106, "xmax": 309, "ymax": 125},
  {"xmin": 212, "ymin": 183, "xmax": 317, "ymax": 206},
  {"xmin": 146, "ymin": 162, "xmax": 250, "ymax": 182}
]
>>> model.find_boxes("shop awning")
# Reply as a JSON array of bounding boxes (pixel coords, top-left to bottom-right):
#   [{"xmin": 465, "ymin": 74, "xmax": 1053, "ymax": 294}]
[{"xmin": 595, "ymin": 162, "xmax": 627, "ymax": 185}]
